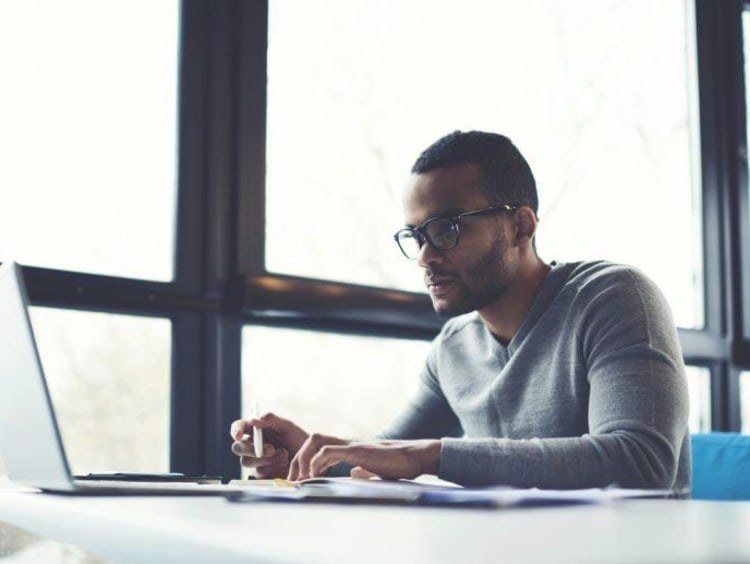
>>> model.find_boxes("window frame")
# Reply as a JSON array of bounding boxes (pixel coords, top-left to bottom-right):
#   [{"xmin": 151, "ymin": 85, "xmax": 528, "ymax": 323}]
[
  {"xmin": 10, "ymin": 0, "xmax": 750, "ymax": 480},
  {"xmin": 691, "ymin": 0, "xmax": 750, "ymax": 430}
]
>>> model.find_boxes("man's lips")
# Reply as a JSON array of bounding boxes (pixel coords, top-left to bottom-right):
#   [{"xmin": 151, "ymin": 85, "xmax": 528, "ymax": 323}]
[{"xmin": 425, "ymin": 276, "xmax": 457, "ymax": 296}]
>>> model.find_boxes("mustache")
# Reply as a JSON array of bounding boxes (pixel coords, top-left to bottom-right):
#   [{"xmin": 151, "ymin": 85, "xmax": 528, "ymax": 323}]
[{"xmin": 424, "ymin": 269, "xmax": 459, "ymax": 284}]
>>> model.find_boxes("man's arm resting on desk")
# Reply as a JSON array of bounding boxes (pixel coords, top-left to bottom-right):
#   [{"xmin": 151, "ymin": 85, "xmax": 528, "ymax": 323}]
[{"xmin": 294, "ymin": 427, "xmax": 681, "ymax": 490}]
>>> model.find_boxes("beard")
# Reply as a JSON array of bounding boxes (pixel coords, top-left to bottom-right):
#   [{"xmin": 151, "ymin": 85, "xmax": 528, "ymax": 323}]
[{"xmin": 430, "ymin": 232, "xmax": 511, "ymax": 318}]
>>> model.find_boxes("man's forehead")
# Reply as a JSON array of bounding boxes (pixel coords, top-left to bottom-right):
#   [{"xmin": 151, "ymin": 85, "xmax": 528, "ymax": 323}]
[{"xmin": 402, "ymin": 163, "xmax": 488, "ymax": 221}]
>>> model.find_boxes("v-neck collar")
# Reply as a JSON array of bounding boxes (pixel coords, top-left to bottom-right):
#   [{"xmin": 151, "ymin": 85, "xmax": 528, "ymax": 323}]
[{"xmin": 485, "ymin": 261, "xmax": 573, "ymax": 358}]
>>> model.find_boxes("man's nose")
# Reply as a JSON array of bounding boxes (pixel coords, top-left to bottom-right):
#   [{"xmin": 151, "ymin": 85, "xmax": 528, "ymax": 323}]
[{"xmin": 416, "ymin": 240, "xmax": 445, "ymax": 269}]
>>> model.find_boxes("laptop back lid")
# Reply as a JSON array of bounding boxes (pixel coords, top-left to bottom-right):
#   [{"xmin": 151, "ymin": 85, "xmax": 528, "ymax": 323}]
[{"xmin": 0, "ymin": 261, "xmax": 76, "ymax": 491}]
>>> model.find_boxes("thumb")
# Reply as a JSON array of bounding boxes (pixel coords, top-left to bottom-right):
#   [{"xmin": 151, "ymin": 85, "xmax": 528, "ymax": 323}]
[
  {"xmin": 230, "ymin": 419, "xmax": 250, "ymax": 441},
  {"xmin": 231, "ymin": 413, "xmax": 281, "ymax": 440}
]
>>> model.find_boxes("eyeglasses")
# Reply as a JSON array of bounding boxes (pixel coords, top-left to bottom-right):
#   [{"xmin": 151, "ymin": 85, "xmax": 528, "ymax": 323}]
[{"xmin": 393, "ymin": 203, "xmax": 518, "ymax": 260}]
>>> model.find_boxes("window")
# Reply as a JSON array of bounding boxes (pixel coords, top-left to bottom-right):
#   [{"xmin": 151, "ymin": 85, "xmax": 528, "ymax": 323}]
[
  {"xmin": 265, "ymin": 0, "xmax": 704, "ymax": 331},
  {"xmin": 742, "ymin": 372, "xmax": 750, "ymax": 434},
  {"xmin": 0, "ymin": 1, "xmax": 745, "ymax": 485},
  {"xmin": 242, "ymin": 327, "xmax": 430, "ymax": 438},
  {"xmin": 686, "ymin": 366, "xmax": 711, "ymax": 433},
  {"xmin": 30, "ymin": 308, "xmax": 171, "ymax": 473},
  {"xmin": 0, "ymin": 0, "xmax": 180, "ymax": 281}
]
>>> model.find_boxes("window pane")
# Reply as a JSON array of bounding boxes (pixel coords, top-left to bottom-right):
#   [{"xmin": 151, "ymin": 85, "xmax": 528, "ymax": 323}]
[
  {"xmin": 742, "ymin": 372, "xmax": 750, "ymax": 434},
  {"xmin": 0, "ymin": 1, "xmax": 180, "ymax": 281},
  {"xmin": 265, "ymin": 0, "xmax": 703, "ymax": 328},
  {"xmin": 743, "ymin": 11, "xmax": 750, "ymax": 342},
  {"xmin": 28, "ymin": 308, "xmax": 171, "ymax": 474},
  {"xmin": 241, "ymin": 327, "xmax": 431, "ymax": 439},
  {"xmin": 686, "ymin": 366, "xmax": 711, "ymax": 433}
]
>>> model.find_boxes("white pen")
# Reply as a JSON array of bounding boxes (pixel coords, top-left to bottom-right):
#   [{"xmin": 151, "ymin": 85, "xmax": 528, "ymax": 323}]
[{"xmin": 251, "ymin": 399, "xmax": 263, "ymax": 458}]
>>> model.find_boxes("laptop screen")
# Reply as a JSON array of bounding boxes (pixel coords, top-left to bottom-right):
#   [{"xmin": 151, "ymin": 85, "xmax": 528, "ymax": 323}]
[{"xmin": 0, "ymin": 262, "xmax": 75, "ymax": 491}]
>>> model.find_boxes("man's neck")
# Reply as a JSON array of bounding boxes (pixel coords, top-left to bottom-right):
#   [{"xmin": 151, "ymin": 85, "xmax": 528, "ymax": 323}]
[{"xmin": 478, "ymin": 258, "xmax": 551, "ymax": 344}]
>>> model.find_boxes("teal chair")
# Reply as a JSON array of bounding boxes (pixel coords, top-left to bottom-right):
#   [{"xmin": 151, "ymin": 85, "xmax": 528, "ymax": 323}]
[{"xmin": 691, "ymin": 433, "xmax": 750, "ymax": 500}]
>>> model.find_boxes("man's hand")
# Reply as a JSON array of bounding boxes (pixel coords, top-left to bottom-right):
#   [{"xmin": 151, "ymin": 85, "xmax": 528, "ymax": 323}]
[
  {"xmin": 230, "ymin": 413, "xmax": 309, "ymax": 479},
  {"xmin": 287, "ymin": 434, "xmax": 442, "ymax": 482}
]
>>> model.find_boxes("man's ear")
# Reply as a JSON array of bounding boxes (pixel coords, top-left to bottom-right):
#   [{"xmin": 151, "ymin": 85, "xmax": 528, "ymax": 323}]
[{"xmin": 513, "ymin": 206, "xmax": 537, "ymax": 248}]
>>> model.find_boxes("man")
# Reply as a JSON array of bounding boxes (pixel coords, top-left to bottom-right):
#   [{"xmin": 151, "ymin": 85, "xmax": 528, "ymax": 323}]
[{"xmin": 231, "ymin": 131, "xmax": 690, "ymax": 491}]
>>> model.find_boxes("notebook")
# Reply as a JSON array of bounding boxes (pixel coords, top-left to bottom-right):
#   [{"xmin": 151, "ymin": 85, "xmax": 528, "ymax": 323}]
[{"xmin": 0, "ymin": 261, "xmax": 237, "ymax": 496}]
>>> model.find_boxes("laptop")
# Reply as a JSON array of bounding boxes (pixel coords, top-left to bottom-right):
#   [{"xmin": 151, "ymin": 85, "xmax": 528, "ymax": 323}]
[{"xmin": 0, "ymin": 261, "xmax": 238, "ymax": 496}]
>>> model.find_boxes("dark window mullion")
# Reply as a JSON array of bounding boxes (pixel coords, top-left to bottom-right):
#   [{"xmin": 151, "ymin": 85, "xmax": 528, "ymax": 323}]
[
  {"xmin": 738, "ymin": 4, "xmax": 750, "ymax": 362},
  {"xmin": 236, "ymin": 0, "xmax": 268, "ymax": 277},
  {"xmin": 717, "ymin": 1, "xmax": 749, "ymax": 371},
  {"xmin": 195, "ymin": 0, "xmax": 248, "ymax": 480},
  {"xmin": 694, "ymin": 0, "xmax": 747, "ymax": 430},
  {"xmin": 171, "ymin": 312, "xmax": 206, "ymax": 474},
  {"xmin": 21, "ymin": 265, "xmax": 215, "ymax": 315},
  {"xmin": 710, "ymin": 361, "xmax": 732, "ymax": 431},
  {"xmin": 174, "ymin": 0, "xmax": 209, "ymax": 296},
  {"xmin": 171, "ymin": 0, "xmax": 221, "ymax": 474},
  {"xmin": 714, "ymin": 1, "xmax": 746, "ymax": 430},
  {"xmin": 696, "ymin": 0, "xmax": 729, "ymax": 340},
  {"xmin": 202, "ymin": 314, "xmax": 242, "ymax": 478}
]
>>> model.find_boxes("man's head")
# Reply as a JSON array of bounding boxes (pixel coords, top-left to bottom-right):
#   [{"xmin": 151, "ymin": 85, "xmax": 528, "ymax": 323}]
[
  {"xmin": 397, "ymin": 131, "xmax": 540, "ymax": 320},
  {"xmin": 410, "ymin": 130, "xmax": 538, "ymax": 216}
]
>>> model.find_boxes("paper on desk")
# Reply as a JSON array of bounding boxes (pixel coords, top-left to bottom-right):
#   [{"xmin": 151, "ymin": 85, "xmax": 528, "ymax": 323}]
[{"xmin": 226, "ymin": 478, "xmax": 674, "ymax": 507}]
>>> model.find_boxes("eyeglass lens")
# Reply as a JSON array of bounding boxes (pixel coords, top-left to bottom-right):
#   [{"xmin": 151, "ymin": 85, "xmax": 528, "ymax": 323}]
[
  {"xmin": 396, "ymin": 231, "xmax": 421, "ymax": 258},
  {"xmin": 426, "ymin": 218, "xmax": 458, "ymax": 249},
  {"xmin": 397, "ymin": 218, "xmax": 458, "ymax": 258}
]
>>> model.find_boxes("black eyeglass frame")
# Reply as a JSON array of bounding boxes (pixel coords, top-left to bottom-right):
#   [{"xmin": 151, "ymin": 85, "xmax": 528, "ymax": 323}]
[{"xmin": 393, "ymin": 203, "xmax": 520, "ymax": 259}]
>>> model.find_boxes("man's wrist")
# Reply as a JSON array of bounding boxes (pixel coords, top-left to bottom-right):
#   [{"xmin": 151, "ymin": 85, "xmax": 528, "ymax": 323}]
[{"xmin": 418, "ymin": 439, "xmax": 442, "ymax": 475}]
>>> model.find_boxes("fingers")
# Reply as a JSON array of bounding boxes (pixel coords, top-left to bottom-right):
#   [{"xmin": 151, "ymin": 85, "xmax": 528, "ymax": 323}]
[
  {"xmin": 230, "ymin": 420, "xmax": 244, "ymax": 441},
  {"xmin": 306, "ymin": 439, "xmax": 441, "ymax": 481},
  {"xmin": 230, "ymin": 413, "xmax": 278, "ymax": 441},
  {"xmin": 309, "ymin": 444, "xmax": 360, "ymax": 478},
  {"xmin": 350, "ymin": 466, "xmax": 380, "ymax": 480},
  {"xmin": 251, "ymin": 458, "xmax": 290, "ymax": 480},
  {"xmin": 230, "ymin": 413, "xmax": 309, "ymax": 454},
  {"xmin": 241, "ymin": 448, "xmax": 290, "ymax": 479},
  {"xmin": 287, "ymin": 433, "xmax": 349, "ymax": 482},
  {"xmin": 232, "ymin": 440, "xmax": 276, "ymax": 461},
  {"xmin": 230, "ymin": 413, "xmax": 314, "ymax": 480},
  {"xmin": 230, "ymin": 419, "xmax": 255, "ymax": 441}
]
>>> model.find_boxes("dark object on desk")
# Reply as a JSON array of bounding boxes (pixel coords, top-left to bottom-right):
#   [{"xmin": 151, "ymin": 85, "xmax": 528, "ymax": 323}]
[{"xmin": 75, "ymin": 473, "xmax": 223, "ymax": 485}]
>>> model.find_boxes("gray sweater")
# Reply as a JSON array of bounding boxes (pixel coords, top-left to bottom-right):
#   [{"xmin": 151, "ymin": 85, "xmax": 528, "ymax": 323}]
[{"xmin": 382, "ymin": 261, "xmax": 691, "ymax": 492}]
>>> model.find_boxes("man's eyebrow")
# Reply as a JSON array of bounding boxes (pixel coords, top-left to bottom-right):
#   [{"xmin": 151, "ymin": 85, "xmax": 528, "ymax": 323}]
[{"xmin": 406, "ymin": 208, "xmax": 465, "ymax": 228}]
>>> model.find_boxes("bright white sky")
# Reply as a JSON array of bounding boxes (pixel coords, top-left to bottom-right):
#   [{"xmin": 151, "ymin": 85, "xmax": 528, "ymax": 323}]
[
  {"xmin": 0, "ymin": 0, "xmax": 702, "ymax": 326},
  {"xmin": 265, "ymin": 0, "xmax": 703, "ymax": 328},
  {"xmin": 0, "ymin": 0, "xmax": 179, "ymax": 281}
]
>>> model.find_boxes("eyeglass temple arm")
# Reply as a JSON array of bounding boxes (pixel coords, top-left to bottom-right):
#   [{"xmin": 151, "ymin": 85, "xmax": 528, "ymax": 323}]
[{"xmin": 458, "ymin": 204, "xmax": 517, "ymax": 220}]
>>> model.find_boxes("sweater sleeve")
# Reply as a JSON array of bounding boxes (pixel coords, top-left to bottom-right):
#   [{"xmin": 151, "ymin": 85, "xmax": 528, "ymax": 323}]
[{"xmin": 438, "ymin": 268, "xmax": 690, "ymax": 490}]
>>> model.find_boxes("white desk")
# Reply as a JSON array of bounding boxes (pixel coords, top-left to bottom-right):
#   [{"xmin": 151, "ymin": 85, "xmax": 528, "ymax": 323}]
[{"xmin": 2, "ymin": 490, "xmax": 750, "ymax": 563}]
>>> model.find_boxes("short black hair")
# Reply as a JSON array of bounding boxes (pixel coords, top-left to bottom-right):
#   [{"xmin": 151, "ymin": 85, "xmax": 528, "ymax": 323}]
[{"xmin": 411, "ymin": 130, "xmax": 538, "ymax": 214}]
